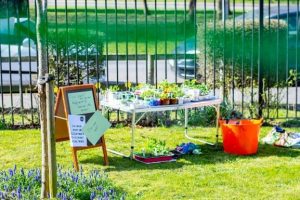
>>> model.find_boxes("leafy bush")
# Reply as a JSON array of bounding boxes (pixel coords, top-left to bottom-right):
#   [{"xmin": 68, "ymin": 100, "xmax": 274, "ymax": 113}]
[
  {"xmin": 202, "ymin": 19, "xmax": 288, "ymax": 87},
  {"xmin": 0, "ymin": 0, "xmax": 28, "ymax": 18},
  {"xmin": 0, "ymin": 119, "xmax": 7, "ymax": 130},
  {"xmin": 177, "ymin": 107, "xmax": 217, "ymax": 126},
  {"xmin": 177, "ymin": 100, "xmax": 243, "ymax": 126},
  {"xmin": 0, "ymin": 165, "xmax": 125, "ymax": 200},
  {"xmin": 220, "ymin": 99, "xmax": 243, "ymax": 120}
]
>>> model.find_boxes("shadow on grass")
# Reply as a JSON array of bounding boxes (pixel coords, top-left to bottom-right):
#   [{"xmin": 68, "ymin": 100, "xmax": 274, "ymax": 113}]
[
  {"xmin": 257, "ymin": 143, "xmax": 300, "ymax": 158},
  {"xmin": 80, "ymin": 142, "xmax": 300, "ymax": 172},
  {"xmin": 181, "ymin": 143, "xmax": 300, "ymax": 166},
  {"xmin": 81, "ymin": 154, "xmax": 186, "ymax": 171}
]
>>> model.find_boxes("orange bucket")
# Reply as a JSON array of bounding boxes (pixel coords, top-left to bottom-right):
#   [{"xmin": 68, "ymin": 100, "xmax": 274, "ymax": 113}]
[{"xmin": 219, "ymin": 119, "xmax": 263, "ymax": 155}]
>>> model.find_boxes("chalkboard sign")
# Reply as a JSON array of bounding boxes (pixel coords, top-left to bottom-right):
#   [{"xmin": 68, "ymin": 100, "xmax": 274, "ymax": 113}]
[{"xmin": 54, "ymin": 84, "xmax": 108, "ymax": 171}]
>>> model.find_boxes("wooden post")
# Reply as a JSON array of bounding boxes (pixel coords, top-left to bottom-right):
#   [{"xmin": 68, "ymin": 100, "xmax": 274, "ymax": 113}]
[{"xmin": 46, "ymin": 74, "xmax": 57, "ymax": 198}]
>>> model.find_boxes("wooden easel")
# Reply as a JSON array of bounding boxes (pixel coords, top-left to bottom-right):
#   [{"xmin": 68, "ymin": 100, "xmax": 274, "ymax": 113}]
[{"xmin": 54, "ymin": 84, "xmax": 108, "ymax": 171}]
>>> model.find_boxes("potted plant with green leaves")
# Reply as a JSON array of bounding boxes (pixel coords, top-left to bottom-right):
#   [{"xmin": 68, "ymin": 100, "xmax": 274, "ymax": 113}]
[
  {"xmin": 158, "ymin": 80, "xmax": 172, "ymax": 91},
  {"xmin": 158, "ymin": 80, "xmax": 176, "ymax": 105},
  {"xmin": 134, "ymin": 138, "xmax": 174, "ymax": 163},
  {"xmin": 160, "ymin": 92, "xmax": 170, "ymax": 105},
  {"xmin": 140, "ymin": 89, "xmax": 156, "ymax": 100},
  {"xmin": 169, "ymin": 93, "xmax": 178, "ymax": 105},
  {"xmin": 105, "ymin": 85, "xmax": 120, "ymax": 102},
  {"xmin": 140, "ymin": 89, "xmax": 160, "ymax": 106},
  {"xmin": 182, "ymin": 79, "xmax": 212, "ymax": 101},
  {"xmin": 169, "ymin": 84, "xmax": 181, "ymax": 104},
  {"xmin": 197, "ymin": 83, "xmax": 212, "ymax": 100},
  {"xmin": 173, "ymin": 86, "xmax": 185, "ymax": 105}
]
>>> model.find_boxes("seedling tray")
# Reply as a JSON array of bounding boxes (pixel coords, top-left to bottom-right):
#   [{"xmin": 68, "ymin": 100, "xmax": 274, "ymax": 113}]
[{"xmin": 134, "ymin": 154, "xmax": 175, "ymax": 164}]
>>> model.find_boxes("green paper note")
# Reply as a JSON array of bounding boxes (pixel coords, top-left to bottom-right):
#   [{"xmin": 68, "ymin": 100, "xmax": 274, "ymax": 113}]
[
  {"xmin": 68, "ymin": 90, "xmax": 96, "ymax": 115},
  {"xmin": 82, "ymin": 110, "xmax": 111, "ymax": 145}
]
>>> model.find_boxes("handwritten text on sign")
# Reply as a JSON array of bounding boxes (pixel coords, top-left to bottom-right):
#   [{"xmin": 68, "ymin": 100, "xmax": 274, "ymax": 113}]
[
  {"xmin": 67, "ymin": 90, "xmax": 96, "ymax": 115},
  {"xmin": 68, "ymin": 115, "xmax": 87, "ymax": 147},
  {"xmin": 83, "ymin": 111, "xmax": 111, "ymax": 145}
]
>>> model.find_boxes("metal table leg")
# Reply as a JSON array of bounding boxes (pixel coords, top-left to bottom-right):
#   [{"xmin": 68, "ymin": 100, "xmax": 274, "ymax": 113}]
[
  {"xmin": 184, "ymin": 107, "xmax": 215, "ymax": 146},
  {"xmin": 130, "ymin": 111, "xmax": 136, "ymax": 159},
  {"xmin": 102, "ymin": 106, "xmax": 131, "ymax": 158},
  {"xmin": 184, "ymin": 108, "xmax": 188, "ymax": 137},
  {"xmin": 103, "ymin": 106, "xmax": 147, "ymax": 159},
  {"xmin": 214, "ymin": 104, "xmax": 220, "ymax": 145}
]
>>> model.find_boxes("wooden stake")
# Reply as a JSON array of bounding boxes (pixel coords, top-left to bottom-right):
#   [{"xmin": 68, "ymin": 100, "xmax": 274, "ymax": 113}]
[
  {"xmin": 36, "ymin": 0, "xmax": 49, "ymax": 198},
  {"xmin": 46, "ymin": 74, "xmax": 57, "ymax": 198}
]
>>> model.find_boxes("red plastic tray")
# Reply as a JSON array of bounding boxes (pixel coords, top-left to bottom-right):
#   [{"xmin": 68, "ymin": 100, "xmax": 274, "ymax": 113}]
[{"xmin": 134, "ymin": 154, "xmax": 175, "ymax": 164}]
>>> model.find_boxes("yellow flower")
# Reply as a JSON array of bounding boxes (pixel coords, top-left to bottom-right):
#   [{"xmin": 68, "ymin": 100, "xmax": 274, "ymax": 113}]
[
  {"xmin": 53, "ymin": 86, "xmax": 58, "ymax": 94},
  {"xmin": 126, "ymin": 81, "xmax": 132, "ymax": 89},
  {"xmin": 95, "ymin": 82, "xmax": 101, "ymax": 89},
  {"xmin": 137, "ymin": 83, "xmax": 144, "ymax": 89}
]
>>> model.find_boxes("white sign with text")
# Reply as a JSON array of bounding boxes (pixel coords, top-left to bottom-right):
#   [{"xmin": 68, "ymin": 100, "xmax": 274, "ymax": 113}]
[{"xmin": 68, "ymin": 115, "xmax": 87, "ymax": 147}]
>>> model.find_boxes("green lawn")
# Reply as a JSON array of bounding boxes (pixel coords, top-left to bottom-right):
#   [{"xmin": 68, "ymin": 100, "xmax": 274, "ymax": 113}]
[
  {"xmin": 45, "ymin": 9, "xmax": 207, "ymax": 55},
  {"xmin": 1, "ymin": 126, "xmax": 299, "ymax": 199}
]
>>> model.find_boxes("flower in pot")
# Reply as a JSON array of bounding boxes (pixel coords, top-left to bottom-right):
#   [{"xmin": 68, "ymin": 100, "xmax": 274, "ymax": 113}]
[
  {"xmin": 158, "ymin": 80, "xmax": 172, "ymax": 91},
  {"xmin": 141, "ymin": 89, "xmax": 160, "ymax": 106},
  {"xmin": 125, "ymin": 81, "xmax": 131, "ymax": 88},
  {"xmin": 160, "ymin": 92, "xmax": 170, "ymax": 105}
]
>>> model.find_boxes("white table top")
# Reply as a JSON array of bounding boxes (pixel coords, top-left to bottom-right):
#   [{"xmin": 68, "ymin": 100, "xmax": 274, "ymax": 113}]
[{"xmin": 100, "ymin": 98, "xmax": 222, "ymax": 114}]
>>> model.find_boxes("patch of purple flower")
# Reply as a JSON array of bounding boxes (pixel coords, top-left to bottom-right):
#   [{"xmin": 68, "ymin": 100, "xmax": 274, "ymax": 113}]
[{"xmin": 0, "ymin": 166, "xmax": 126, "ymax": 200}]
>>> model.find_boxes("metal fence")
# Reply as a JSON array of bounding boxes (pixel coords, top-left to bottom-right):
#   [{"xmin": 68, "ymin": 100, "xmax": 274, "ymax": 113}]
[{"xmin": 0, "ymin": 0, "xmax": 299, "ymax": 127}]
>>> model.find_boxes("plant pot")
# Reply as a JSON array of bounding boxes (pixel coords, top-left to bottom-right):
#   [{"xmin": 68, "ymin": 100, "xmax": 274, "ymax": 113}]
[
  {"xmin": 134, "ymin": 154, "xmax": 175, "ymax": 164},
  {"xmin": 183, "ymin": 97, "xmax": 191, "ymax": 103},
  {"xmin": 160, "ymin": 98, "xmax": 170, "ymax": 105},
  {"xmin": 106, "ymin": 91, "xmax": 118, "ymax": 102},
  {"xmin": 149, "ymin": 99, "xmax": 160, "ymax": 106},
  {"xmin": 198, "ymin": 94, "xmax": 214, "ymax": 101},
  {"xmin": 178, "ymin": 97, "xmax": 184, "ymax": 105},
  {"xmin": 169, "ymin": 98, "xmax": 178, "ymax": 105}
]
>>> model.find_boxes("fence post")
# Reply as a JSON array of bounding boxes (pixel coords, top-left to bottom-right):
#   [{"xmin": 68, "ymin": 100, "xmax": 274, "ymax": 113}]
[
  {"xmin": 148, "ymin": 54, "xmax": 154, "ymax": 84},
  {"xmin": 258, "ymin": 0, "xmax": 264, "ymax": 117},
  {"xmin": 46, "ymin": 74, "xmax": 57, "ymax": 198}
]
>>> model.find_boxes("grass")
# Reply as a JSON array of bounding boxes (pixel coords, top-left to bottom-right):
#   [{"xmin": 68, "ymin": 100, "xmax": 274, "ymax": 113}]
[
  {"xmin": 0, "ymin": 112, "xmax": 39, "ymax": 127},
  {"xmin": 45, "ymin": 9, "xmax": 207, "ymax": 55},
  {"xmin": 0, "ymin": 126, "xmax": 300, "ymax": 199}
]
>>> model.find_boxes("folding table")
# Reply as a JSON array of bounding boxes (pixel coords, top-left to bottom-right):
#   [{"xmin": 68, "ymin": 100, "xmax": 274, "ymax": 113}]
[{"xmin": 101, "ymin": 98, "xmax": 222, "ymax": 159}]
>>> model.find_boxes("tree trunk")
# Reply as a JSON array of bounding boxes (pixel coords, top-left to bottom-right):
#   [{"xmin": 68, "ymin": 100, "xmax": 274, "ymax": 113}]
[
  {"xmin": 188, "ymin": 0, "xmax": 196, "ymax": 22},
  {"xmin": 36, "ymin": 0, "xmax": 49, "ymax": 198},
  {"xmin": 142, "ymin": 0, "xmax": 150, "ymax": 15}
]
